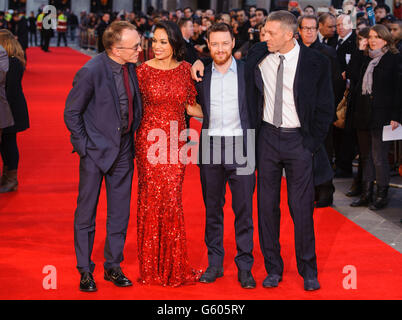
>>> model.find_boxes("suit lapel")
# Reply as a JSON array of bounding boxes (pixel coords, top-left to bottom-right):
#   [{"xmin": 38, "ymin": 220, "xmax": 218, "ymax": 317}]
[
  {"xmin": 236, "ymin": 60, "xmax": 245, "ymax": 120},
  {"xmin": 128, "ymin": 63, "xmax": 142, "ymax": 118},
  {"xmin": 101, "ymin": 52, "xmax": 121, "ymax": 118},
  {"xmin": 203, "ymin": 64, "xmax": 212, "ymax": 122},
  {"xmin": 254, "ymin": 51, "xmax": 270, "ymax": 94}
]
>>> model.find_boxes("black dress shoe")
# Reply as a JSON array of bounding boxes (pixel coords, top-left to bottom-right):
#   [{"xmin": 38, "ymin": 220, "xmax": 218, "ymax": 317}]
[
  {"xmin": 262, "ymin": 274, "xmax": 282, "ymax": 288},
  {"xmin": 304, "ymin": 278, "xmax": 320, "ymax": 291},
  {"xmin": 104, "ymin": 267, "xmax": 133, "ymax": 287},
  {"xmin": 369, "ymin": 186, "xmax": 389, "ymax": 211},
  {"xmin": 350, "ymin": 181, "xmax": 373, "ymax": 207},
  {"xmin": 80, "ymin": 272, "xmax": 97, "ymax": 292},
  {"xmin": 238, "ymin": 270, "xmax": 256, "ymax": 289},
  {"xmin": 345, "ymin": 180, "xmax": 362, "ymax": 197},
  {"xmin": 315, "ymin": 194, "xmax": 333, "ymax": 208},
  {"xmin": 199, "ymin": 266, "xmax": 224, "ymax": 284}
]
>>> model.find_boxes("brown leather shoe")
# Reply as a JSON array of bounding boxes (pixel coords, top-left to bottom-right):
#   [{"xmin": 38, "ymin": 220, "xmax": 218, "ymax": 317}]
[{"xmin": 0, "ymin": 170, "xmax": 18, "ymax": 193}]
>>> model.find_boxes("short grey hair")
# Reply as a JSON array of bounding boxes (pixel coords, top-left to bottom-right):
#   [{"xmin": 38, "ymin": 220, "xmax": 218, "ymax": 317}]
[{"xmin": 266, "ymin": 10, "xmax": 298, "ymax": 34}]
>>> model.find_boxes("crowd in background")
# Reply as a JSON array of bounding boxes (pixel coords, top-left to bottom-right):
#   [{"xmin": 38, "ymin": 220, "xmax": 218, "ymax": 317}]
[{"xmin": 0, "ymin": 0, "xmax": 401, "ymax": 210}]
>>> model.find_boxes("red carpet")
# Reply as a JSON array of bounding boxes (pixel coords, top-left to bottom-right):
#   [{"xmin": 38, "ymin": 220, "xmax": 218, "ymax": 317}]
[{"xmin": 0, "ymin": 47, "xmax": 401, "ymax": 300}]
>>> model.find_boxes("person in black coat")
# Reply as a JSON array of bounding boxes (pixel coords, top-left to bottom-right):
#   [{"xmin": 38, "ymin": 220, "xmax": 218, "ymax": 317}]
[
  {"xmin": 245, "ymin": 13, "xmax": 334, "ymax": 292},
  {"xmin": 297, "ymin": 15, "xmax": 344, "ymax": 208},
  {"xmin": 179, "ymin": 17, "xmax": 199, "ymax": 65},
  {"xmin": 96, "ymin": 13, "xmax": 110, "ymax": 53},
  {"xmin": 349, "ymin": 24, "xmax": 402, "ymax": 210},
  {"xmin": 389, "ymin": 20, "xmax": 402, "ymax": 53},
  {"xmin": 191, "ymin": 11, "xmax": 334, "ymax": 291},
  {"xmin": 0, "ymin": 30, "xmax": 29, "ymax": 193},
  {"xmin": 68, "ymin": 12, "xmax": 79, "ymax": 42},
  {"xmin": 10, "ymin": 13, "xmax": 29, "ymax": 52},
  {"xmin": 332, "ymin": 14, "xmax": 358, "ymax": 178},
  {"xmin": 28, "ymin": 11, "xmax": 37, "ymax": 46}
]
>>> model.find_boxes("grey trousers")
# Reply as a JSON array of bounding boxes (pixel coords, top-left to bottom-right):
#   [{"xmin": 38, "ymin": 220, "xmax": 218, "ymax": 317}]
[{"xmin": 357, "ymin": 128, "xmax": 391, "ymax": 187}]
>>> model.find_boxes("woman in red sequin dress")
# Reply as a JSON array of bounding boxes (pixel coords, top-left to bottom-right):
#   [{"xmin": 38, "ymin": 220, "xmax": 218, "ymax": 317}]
[{"xmin": 135, "ymin": 21, "xmax": 203, "ymax": 286}]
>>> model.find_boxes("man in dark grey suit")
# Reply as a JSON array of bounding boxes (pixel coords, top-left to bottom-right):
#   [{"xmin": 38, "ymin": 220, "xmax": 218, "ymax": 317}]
[
  {"xmin": 194, "ymin": 23, "xmax": 256, "ymax": 289},
  {"xmin": 64, "ymin": 21, "xmax": 143, "ymax": 292},
  {"xmin": 246, "ymin": 11, "xmax": 334, "ymax": 291}
]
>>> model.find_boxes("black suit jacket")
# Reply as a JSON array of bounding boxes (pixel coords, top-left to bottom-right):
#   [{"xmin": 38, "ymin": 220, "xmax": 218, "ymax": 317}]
[
  {"xmin": 335, "ymin": 32, "xmax": 357, "ymax": 72},
  {"xmin": 195, "ymin": 59, "xmax": 254, "ymax": 166},
  {"xmin": 309, "ymin": 38, "xmax": 345, "ymax": 110},
  {"xmin": 64, "ymin": 52, "xmax": 143, "ymax": 173},
  {"xmin": 184, "ymin": 39, "xmax": 199, "ymax": 65},
  {"xmin": 245, "ymin": 41, "xmax": 335, "ymax": 186}
]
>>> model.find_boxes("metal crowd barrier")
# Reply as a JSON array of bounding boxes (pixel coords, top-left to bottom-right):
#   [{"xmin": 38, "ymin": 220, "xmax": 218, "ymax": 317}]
[{"xmin": 79, "ymin": 28, "xmax": 98, "ymax": 51}]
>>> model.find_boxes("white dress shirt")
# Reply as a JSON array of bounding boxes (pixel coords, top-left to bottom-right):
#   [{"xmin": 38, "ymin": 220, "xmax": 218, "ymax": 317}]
[
  {"xmin": 209, "ymin": 57, "xmax": 243, "ymax": 136},
  {"xmin": 336, "ymin": 31, "xmax": 352, "ymax": 49},
  {"xmin": 259, "ymin": 39, "xmax": 301, "ymax": 128}
]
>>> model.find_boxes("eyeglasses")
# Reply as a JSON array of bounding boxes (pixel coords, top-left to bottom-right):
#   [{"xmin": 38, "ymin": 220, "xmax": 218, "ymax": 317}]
[
  {"xmin": 300, "ymin": 27, "xmax": 318, "ymax": 32},
  {"xmin": 116, "ymin": 42, "xmax": 142, "ymax": 51}
]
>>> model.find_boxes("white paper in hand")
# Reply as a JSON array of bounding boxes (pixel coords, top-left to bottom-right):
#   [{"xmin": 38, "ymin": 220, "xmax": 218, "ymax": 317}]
[{"xmin": 383, "ymin": 125, "xmax": 402, "ymax": 141}]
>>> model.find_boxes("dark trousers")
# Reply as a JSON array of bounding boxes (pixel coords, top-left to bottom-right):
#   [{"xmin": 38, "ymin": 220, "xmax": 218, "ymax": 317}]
[
  {"xmin": 40, "ymin": 30, "xmax": 44, "ymax": 48},
  {"xmin": 70, "ymin": 26, "xmax": 76, "ymax": 41},
  {"xmin": 74, "ymin": 134, "xmax": 134, "ymax": 274},
  {"xmin": 357, "ymin": 128, "xmax": 391, "ymax": 187},
  {"xmin": 257, "ymin": 122, "xmax": 317, "ymax": 280},
  {"xmin": 57, "ymin": 32, "xmax": 67, "ymax": 47},
  {"xmin": 333, "ymin": 126, "xmax": 356, "ymax": 174},
  {"xmin": 316, "ymin": 125, "xmax": 335, "ymax": 197},
  {"xmin": 0, "ymin": 132, "xmax": 19, "ymax": 171},
  {"xmin": 42, "ymin": 31, "xmax": 51, "ymax": 52},
  {"xmin": 29, "ymin": 31, "xmax": 37, "ymax": 46},
  {"xmin": 200, "ymin": 137, "xmax": 255, "ymax": 271}
]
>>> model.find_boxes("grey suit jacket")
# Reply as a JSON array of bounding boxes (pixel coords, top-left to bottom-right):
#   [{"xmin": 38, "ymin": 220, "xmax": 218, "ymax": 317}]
[{"xmin": 0, "ymin": 45, "xmax": 14, "ymax": 129}]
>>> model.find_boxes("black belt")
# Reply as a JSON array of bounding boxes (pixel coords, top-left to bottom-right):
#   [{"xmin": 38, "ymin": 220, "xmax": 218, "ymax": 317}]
[{"xmin": 262, "ymin": 121, "xmax": 301, "ymax": 133}]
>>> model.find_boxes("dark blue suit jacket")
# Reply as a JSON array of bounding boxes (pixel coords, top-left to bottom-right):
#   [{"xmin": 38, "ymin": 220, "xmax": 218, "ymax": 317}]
[
  {"xmin": 245, "ymin": 42, "xmax": 335, "ymax": 186},
  {"xmin": 195, "ymin": 59, "xmax": 255, "ymax": 167},
  {"xmin": 64, "ymin": 52, "xmax": 143, "ymax": 173}
]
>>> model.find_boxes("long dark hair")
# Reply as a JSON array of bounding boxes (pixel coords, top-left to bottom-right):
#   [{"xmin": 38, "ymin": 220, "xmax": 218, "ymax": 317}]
[{"xmin": 154, "ymin": 21, "xmax": 186, "ymax": 61}]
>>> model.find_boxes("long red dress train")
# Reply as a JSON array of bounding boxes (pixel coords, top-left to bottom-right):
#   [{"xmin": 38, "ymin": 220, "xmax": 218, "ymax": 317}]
[{"xmin": 135, "ymin": 61, "xmax": 201, "ymax": 287}]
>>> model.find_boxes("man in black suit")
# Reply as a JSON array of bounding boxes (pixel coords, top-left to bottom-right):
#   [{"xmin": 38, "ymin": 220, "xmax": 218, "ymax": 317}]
[
  {"xmin": 298, "ymin": 15, "xmax": 344, "ymax": 208},
  {"xmin": 96, "ymin": 13, "xmax": 110, "ymax": 53},
  {"xmin": 194, "ymin": 23, "xmax": 256, "ymax": 289},
  {"xmin": 179, "ymin": 17, "xmax": 199, "ymax": 65},
  {"xmin": 333, "ymin": 14, "xmax": 357, "ymax": 178},
  {"xmin": 245, "ymin": 11, "xmax": 334, "ymax": 291},
  {"xmin": 10, "ymin": 12, "xmax": 29, "ymax": 52},
  {"xmin": 64, "ymin": 21, "xmax": 143, "ymax": 292},
  {"xmin": 318, "ymin": 13, "xmax": 337, "ymax": 47},
  {"xmin": 191, "ymin": 11, "xmax": 334, "ymax": 291}
]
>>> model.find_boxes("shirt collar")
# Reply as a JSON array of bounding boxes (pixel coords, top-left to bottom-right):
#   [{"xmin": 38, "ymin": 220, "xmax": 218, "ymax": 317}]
[
  {"xmin": 106, "ymin": 54, "xmax": 124, "ymax": 73},
  {"xmin": 339, "ymin": 31, "xmax": 352, "ymax": 42},
  {"xmin": 274, "ymin": 39, "xmax": 300, "ymax": 62},
  {"xmin": 318, "ymin": 31, "xmax": 324, "ymax": 42},
  {"xmin": 212, "ymin": 56, "xmax": 237, "ymax": 74}
]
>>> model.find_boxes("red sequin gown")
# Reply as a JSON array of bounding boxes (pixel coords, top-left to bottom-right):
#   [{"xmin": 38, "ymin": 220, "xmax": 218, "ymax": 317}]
[{"xmin": 135, "ymin": 61, "xmax": 200, "ymax": 287}]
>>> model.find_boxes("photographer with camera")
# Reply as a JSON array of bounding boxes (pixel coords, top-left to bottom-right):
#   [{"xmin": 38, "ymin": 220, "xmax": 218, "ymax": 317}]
[{"xmin": 234, "ymin": 14, "xmax": 262, "ymax": 60}]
